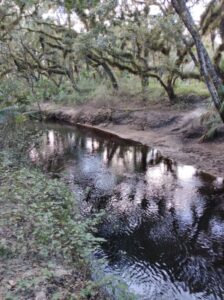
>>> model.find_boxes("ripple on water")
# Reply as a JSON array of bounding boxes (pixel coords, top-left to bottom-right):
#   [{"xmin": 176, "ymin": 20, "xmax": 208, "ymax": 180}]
[{"xmin": 29, "ymin": 123, "xmax": 224, "ymax": 300}]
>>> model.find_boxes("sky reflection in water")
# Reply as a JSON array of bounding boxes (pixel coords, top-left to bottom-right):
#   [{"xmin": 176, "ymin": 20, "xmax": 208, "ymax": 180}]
[{"xmin": 29, "ymin": 123, "xmax": 224, "ymax": 300}]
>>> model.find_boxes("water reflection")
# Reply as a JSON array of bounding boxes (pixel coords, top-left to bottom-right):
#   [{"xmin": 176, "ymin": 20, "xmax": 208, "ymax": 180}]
[{"xmin": 29, "ymin": 123, "xmax": 224, "ymax": 300}]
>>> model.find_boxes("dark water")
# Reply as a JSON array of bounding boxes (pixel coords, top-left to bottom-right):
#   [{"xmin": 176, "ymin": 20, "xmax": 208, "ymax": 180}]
[{"xmin": 29, "ymin": 122, "xmax": 224, "ymax": 300}]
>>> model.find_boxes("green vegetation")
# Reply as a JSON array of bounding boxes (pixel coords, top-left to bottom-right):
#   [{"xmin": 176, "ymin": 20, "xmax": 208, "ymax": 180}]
[
  {"xmin": 0, "ymin": 0, "xmax": 223, "ymax": 111},
  {"xmin": 175, "ymin": 81, "xmax": 209, "ymax": 98},
  {"xmin": 0, "ymin": 152, "xmax": 106, "ymax": 299},
  {"xmin": 0, "ymin": 165, "xmax": 100, "ymax": 261}
]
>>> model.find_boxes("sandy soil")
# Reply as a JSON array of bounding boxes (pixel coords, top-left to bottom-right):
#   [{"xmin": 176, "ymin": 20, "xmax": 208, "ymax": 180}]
[{"xmin": 38, "ymin": 101, "xmax": 224, "ymax": 178}]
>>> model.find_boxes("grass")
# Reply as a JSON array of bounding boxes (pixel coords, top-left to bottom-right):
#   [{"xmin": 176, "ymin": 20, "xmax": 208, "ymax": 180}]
[
  {"xmin": 86, "ymin": 76, "xmax": 210, "ymax": 106},
  {"xmin": 175, "ymin": 80, "xmax": 209, "ymax": 98},
  {"xmin": 1, "ymin": 71, "xmax": 210, "ymax": 109}
]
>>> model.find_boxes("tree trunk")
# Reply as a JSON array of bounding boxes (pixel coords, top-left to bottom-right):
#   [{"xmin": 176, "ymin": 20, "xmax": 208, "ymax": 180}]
[
  {"xmin": 165, "ymin": 76, "xmax": 177, "ymax": 102},
  {"xmin": 165, "ymin": 83, "xmax": 177, "ymax": 103},
  {"xmin": 101, "ymin": 62, "xmax": 119, "ymax": 90},
  {"xmin": 141, "ymin": 75, "xmax": 149, "ymax": 101},
  {"xmin": 171, "ymin": 0, "xmax": 224, "ymax": 122}
]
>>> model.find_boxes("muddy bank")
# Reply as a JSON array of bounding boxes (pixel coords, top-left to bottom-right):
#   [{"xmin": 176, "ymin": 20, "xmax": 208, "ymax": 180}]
[{"xmin": 38, "ymin": 102, "xmax": 224, "ymax": 178}]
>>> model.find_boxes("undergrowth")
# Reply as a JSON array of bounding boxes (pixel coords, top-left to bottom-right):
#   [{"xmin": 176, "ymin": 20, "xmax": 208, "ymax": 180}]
[
  {"xmin": 0, "ymin": 73, "xmax": 210, "ymax": 109},
  {"xmin": 0, "ymin": 158, "xmax": 106, "ymax": 299}
]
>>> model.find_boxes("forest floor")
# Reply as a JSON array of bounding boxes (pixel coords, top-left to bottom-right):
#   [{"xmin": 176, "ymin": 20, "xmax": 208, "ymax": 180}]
[{"xmin": 38, "ymin": 97, "xmax": 224, "ymax": 178}]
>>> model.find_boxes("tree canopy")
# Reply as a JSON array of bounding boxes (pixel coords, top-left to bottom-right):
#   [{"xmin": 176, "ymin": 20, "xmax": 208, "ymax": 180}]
[{"xmin": 0, "ymin": 0, "xmax": 224, "ymax": 119}]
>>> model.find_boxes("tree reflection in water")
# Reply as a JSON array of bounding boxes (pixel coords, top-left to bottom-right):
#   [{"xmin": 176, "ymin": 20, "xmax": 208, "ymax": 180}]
[{"xmin": 29, "ymin": 123, "xmax": 224, "ymax": 300}]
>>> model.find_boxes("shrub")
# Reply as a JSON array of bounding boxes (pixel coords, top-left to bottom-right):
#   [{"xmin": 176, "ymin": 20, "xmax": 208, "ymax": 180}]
[{"xmin": 0, "ymin": 163, "xmax": 103, "ymax": 264}]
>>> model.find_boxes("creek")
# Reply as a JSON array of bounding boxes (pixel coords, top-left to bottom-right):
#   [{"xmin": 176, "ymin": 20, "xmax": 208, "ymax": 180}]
[{"xmin": 29, "ymin": 122, "xmax": 224, "ymax": 300}]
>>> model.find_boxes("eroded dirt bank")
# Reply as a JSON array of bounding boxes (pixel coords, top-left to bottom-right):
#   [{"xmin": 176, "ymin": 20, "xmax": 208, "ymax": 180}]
[{"xmin": 38, "ymin": 102, "xmax": 224, "ymax": 178}]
